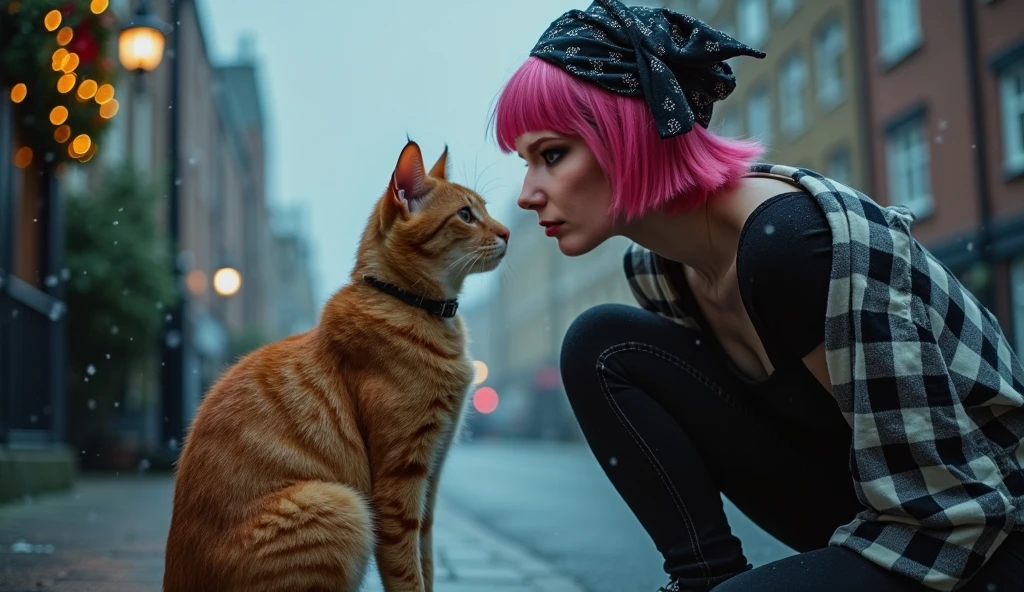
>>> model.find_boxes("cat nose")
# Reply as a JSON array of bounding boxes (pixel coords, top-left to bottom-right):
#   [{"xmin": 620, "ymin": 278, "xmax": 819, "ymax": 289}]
[{"xmin": 497, "ymin": 228, "xmax": 510, "ymax": 243}]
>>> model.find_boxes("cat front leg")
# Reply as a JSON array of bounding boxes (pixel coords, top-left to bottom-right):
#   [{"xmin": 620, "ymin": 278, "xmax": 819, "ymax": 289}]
[
  {"xmin": 373, "ymin": 472, "xmax": 429, "ymax": 592},
  {"xmin": 420, "ymin": 476, "xmax": 440, "ymax": 591}
]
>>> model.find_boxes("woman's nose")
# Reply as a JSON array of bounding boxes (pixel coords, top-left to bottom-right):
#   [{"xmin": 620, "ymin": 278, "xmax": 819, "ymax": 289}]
[{"xmin": 517, "ymin": 182, "xmax": 545, "ymax": 210}]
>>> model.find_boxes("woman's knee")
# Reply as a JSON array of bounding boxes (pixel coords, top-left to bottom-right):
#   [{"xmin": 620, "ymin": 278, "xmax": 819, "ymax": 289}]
[{"xmin": 560, "ymin": 303, "xmax": 637, "ymax": 377}]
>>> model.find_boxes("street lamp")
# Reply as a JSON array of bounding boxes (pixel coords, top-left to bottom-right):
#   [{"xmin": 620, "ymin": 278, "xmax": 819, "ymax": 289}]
[
  {"xmin": 117, "ymin": 0, "xmax": 168, "ymax": 73},
  {"xmin": 212, "ymin": 265, "xmax": 242, "ymax": 298},
  {"xmin": 117, "ymin": 0, "xmax": 186, "ymax": 461}
]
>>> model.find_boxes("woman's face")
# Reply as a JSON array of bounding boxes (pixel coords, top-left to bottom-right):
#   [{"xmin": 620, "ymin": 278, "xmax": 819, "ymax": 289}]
[{"xmin": 515, "ymin": 130, "xmax": 616, "ymax": 257}]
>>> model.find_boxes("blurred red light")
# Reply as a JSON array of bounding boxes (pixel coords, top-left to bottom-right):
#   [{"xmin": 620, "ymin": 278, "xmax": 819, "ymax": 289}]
[{"xmin": 473, "ymin": 387, "xmax": 499, "ymax": 414}]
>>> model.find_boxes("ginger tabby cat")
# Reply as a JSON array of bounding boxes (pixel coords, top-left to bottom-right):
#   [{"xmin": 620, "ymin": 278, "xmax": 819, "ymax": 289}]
[{"xmin": 163, "ymin": 140, "xmax": 510, "ymax": 592}]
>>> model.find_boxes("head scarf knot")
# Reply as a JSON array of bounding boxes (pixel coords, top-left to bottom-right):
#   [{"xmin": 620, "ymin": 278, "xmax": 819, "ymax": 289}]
[{"xmin": 529, "ymin": 0, "xmax": 766, "ymax": 138}]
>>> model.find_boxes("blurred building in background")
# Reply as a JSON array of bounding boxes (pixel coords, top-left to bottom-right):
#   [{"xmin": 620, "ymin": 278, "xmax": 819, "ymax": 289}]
[
  {"xmin": 465, "ymin": 0, "xmax": 1024, "ymax": 441},
  {"xmin": 0, "ymin": 0, "xmax": 318, "ymax": 480}
]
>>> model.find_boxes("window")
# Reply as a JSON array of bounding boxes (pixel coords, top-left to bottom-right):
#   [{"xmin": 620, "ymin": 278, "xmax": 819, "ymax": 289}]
[
  {"xmin": 885, "ymin": 112, "xmax": 933, "ymax": 218},
  {"xmin": 778, "ymin": 52, "xmax": 807, "ymax": 137},
  {"xmin": 999, "ymin": 60, "xmax": 1024, "ymax": 176},
  {"xmin": 737, "ymin": 0, "xmax": 769, "ymax": 49},
  {"xmin": 716, "ymin": 108, "xmax": 743, "ymax": 138},
  {"xmin": 815, "ymin": 17, "xmax": 846, "ymax": 109},
  {"xmin": 746, "ymin": 85, "xmax": 772, "ymax": 145},
  {"xmin": 772, "ymin": 0, "xmax": 798, "ymax": 22},
  {"xmin": 877, "ymin": 0, "xmax": 922, "ymax": 65},
  {"xmin": 826, "ymin": 147, "xmax": 852, "ymax": 186}
]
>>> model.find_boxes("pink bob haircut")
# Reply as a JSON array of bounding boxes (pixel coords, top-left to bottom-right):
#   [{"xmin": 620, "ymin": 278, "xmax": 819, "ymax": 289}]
[{"xmin": 492, "ymin": 56, "xmax": 764, "ymax": 221}]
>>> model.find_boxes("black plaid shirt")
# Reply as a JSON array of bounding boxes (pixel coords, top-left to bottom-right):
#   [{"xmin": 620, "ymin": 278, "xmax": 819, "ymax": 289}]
[{"xmin": 623, "ymin": 164, "xmax": 1024, "ymax": 591}]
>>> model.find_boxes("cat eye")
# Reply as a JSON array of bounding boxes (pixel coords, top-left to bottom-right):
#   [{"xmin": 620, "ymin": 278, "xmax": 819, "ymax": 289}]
[{"xmin": 457, "ymin": 207, "xmax": 475, "ymax": 223}]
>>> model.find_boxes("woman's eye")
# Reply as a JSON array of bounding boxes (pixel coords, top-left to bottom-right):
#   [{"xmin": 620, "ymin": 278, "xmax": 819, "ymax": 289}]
[
  {"xmin": 457, "ymin": 207, "xmax": 474, "ymax": 223},
  {"xmin": 542, "ymin": 149, "xmax": 565, "ymax": 165}
]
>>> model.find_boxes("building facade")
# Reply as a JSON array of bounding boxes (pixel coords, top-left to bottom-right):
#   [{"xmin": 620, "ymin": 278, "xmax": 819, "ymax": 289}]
[{"xmin": 471, "ymin": 0, "xmax": 1024, "ymax": 441}]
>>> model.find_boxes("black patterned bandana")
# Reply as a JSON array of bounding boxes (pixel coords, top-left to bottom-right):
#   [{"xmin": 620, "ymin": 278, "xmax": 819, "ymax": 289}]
[{"xmin": 529, "ymin": 0, "xmax": 766, "ymax": 139}]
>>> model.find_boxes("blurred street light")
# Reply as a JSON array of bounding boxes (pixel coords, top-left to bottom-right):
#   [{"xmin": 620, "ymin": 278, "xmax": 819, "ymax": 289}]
[
  {"xmin": 117, "ymin": 0, "xmax": 168, "ymax": 73},
  {"xmin": 472, "ymin": 360, "xmax": 488, "ymax": 385},
  {"xmin": 473, "ymin": 387, "xmax": 499, "ymax": 414},
  {"xmin": 212, "ymin": 266, "xmax": 242, "ymax": 297}
]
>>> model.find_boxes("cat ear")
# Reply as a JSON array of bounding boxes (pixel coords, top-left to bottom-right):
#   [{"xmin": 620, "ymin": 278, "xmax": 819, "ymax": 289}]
[
  {"xmin": 387, "ymin": 140, "xmax": 431, "ymax": 220},
  {"xmin": 428, "ymin": 145, "xmax": 449, "ymax": 180}
]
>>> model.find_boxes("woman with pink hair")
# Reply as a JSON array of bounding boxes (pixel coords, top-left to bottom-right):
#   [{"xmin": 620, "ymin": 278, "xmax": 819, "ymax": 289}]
[{"xmin": 492, "ymin": 2, "xmax": 1024, "ymax": 591}]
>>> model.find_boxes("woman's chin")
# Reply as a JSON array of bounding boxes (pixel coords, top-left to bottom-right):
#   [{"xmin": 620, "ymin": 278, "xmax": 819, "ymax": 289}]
[{"xmin": 556, "ymin": 233, "xmax": 600, "ymax": 257}]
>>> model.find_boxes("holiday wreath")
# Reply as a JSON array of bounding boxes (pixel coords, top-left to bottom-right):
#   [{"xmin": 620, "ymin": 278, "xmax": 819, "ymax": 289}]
[{"xmin": 1, "ymin": 0, "xmax": 120, "ymax": 167}]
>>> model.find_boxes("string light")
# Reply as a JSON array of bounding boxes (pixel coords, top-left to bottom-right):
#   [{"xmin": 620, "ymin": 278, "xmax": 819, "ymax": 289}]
[
  {"xmin": 43, "ymin": 9, "xmax": 61, "ymax": 31},
  {"xmin": 49, "ymin": 106, "xmax": 68, "ymax": 125},
  {"xmin": 56, "ymin": 26, "xmax": 73, "ymax": 46},
  {"xmin": 21, "ymin": 2, "xmax": 121, "ymax": 165},
  {"xmin": 14, "ymin": 147, "xmax": 33, "ymax": 168},
  {"xmin": 10, "ymin": 84, "xmax": 27, "ymax": 103}
]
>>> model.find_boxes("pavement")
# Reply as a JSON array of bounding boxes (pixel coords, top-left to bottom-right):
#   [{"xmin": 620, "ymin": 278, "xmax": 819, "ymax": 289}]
[
  {"xmin": 0, "ymin": 440, "xmax": 795, "ymax": 592},
  {"xmin": 0, "ymin": 473, "xmax": 585, "ymax": 592}
]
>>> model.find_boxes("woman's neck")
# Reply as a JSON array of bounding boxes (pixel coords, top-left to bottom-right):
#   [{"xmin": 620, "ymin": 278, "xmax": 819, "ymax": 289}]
[{"xmin": 618, "ymin": 192, "xmax": 740, "ymax": 288}]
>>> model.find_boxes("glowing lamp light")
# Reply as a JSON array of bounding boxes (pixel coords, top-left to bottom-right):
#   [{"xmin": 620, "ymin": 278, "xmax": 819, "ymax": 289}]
[
  {"xmin": 118, "ymin": 26, "xmax": 165, "ymax": 72},
  {"xmin": 90, "ymin": 0, "xmax": 109, "ymax": 14},
  {"xmin": 473, "ymin": 387, "xmax": 499, "ymax": 414},
  {"xmin": 213, "ymin": 267, "xmax": 242, "ymax": 297},
  {"xmin": 472, "ymin": 360, "xmax": 488, "ymax": 385}
]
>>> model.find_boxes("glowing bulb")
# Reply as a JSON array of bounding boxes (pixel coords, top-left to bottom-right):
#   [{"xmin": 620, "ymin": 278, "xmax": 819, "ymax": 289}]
[
  {"xmin": 49, "ymin": 106, "xmax": 68, "ymax": 125},
  {"xmin": 72, "ymin": 134, "xmax": 92, "ymax": 155},
  {"xmin": 60, "ymin": 52, "xmax": 80, "ymax": 73},
  {"xmin": 78, "ymin": 143, "xmax": 98, "ymax": 163},
  {"xmin": 186, "ymin": 270, "xmax": 207, "ymax": 295},
  {"xmin": 44, "ymin": 9, "xmax": 61, "ymax": 31},
  {"xmin": 77, "ymin": 79, "xmax": 98, "ymax": 100},
  {"xmin": 99, "ymin": 99, "xmax": 119, "ymax": 119},
  {"xmin": 54, "ymin": 125, "xmax": 71, "ymax": 143},
  {"xmin": 94, "ymin": 84, "xmax": 114, "ymax": 104},
  {"xmin": 10, "ymin": 84, "xmax": 27, "ymax": 103},
  {"xmin": 57, "ymin": 74, "xmax": 76, "ymax": 93},
  {"xmin": 473, "ymin": 387, "xmax": 499, "ymax": 414},
  {"xmin": 56, "ymin": 26, "xmax": 73, "ymax": 46},
  {"xmin": 213, "ymin": 267, "xmax": 242, "ymax": 297},
  {"xmin": 90, "ymin": 0, "xmax": 108, "ymax": 14},
  {"xmin": 472, "ymin": 361, "xmax": 489, "ymax": 385},
  {"xmin": 51, "ymin": 48, "xmax": 68, "ymax": 71},
  {"xmin": 13, "ymin": 147, "xmax": 32, "ymax": 169}
]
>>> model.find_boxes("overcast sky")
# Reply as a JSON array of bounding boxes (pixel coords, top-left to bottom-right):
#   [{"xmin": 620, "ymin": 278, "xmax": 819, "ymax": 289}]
[{"xmin": 198, "ymin": 0, "xmax": 590, "ymax": 308}]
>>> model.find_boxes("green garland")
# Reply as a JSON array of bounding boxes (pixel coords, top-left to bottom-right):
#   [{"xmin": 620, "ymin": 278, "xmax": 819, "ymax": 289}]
[{"xmin": 1, "ymin": 0, "xmax": 119, "ymax": 167}]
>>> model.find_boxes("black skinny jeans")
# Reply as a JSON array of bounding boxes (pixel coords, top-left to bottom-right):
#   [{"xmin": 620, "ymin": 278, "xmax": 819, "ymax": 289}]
[{"xmin": 560, "ymin": 303, "xmax": 1024, "ymax": 592}]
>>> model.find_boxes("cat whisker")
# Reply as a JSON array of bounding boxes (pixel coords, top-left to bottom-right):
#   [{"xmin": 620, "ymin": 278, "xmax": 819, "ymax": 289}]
[{"xmin": 474, "ymin": 160, "xmax": 497, "ymax": 194}]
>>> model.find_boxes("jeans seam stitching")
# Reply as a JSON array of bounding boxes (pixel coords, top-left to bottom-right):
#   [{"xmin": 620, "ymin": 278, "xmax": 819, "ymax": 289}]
[{"xmin": 595, "ymin": 341, "xmax": 722, "ymax": 580}]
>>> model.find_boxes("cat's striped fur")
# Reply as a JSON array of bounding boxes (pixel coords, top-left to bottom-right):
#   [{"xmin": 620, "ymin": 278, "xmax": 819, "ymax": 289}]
[{"xmin": 163, "ymin": 141, "xmax": 509, "ymax": 592}]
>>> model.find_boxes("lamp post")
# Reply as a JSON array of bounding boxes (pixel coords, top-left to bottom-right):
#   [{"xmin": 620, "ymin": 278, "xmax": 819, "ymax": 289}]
[{"xmin": 118, "ymin": 0, "xmax": 186, "ymax": 459}]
